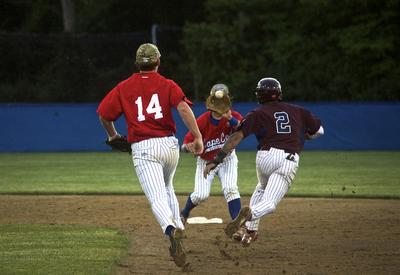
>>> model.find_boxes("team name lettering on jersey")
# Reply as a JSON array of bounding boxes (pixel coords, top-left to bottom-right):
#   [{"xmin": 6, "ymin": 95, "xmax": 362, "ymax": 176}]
[{"xmin": 204, "ymin": 132, "xmax": 228, "ymax": 153}]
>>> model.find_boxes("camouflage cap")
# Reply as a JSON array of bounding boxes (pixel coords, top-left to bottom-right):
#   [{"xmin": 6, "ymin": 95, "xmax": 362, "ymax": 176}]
[{"xmin": 135, "ymin": 43, "xmax": 161, "ymax": 65}]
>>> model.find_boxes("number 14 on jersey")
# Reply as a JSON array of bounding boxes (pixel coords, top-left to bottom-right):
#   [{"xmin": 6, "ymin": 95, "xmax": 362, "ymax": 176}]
[{"xmin": 135, "ymin": 94, "xmax": 164, "ymax": 121}]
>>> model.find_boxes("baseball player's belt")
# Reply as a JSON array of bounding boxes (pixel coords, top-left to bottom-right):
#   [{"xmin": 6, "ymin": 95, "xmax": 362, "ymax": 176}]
[{"xmin": 260, "ymin": 145, "xmax": 297, "ymax": 155}]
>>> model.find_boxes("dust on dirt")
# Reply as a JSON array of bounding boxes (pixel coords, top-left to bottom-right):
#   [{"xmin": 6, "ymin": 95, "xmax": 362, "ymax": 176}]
[{"xmin": 0, "ymin": 195, "xmax": 399, "ymax": 274}]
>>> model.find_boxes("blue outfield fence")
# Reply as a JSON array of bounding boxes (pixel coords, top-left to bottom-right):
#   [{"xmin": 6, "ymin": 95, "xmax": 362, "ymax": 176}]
[{"xmin": 0, "ymin": 102, "xmax": 399, "ymax": 152}]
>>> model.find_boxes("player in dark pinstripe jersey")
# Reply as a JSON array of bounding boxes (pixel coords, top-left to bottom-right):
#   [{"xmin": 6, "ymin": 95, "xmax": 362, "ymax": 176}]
[{"xmin": 204, "ymin": 77, "xmax": 324, "ymax": 246}]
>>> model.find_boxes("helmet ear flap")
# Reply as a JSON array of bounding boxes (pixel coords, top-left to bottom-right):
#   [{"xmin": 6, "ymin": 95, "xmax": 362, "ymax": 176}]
[{"xmin": 255, "ymin": 78, "xmax": 282, "ymax": 103}]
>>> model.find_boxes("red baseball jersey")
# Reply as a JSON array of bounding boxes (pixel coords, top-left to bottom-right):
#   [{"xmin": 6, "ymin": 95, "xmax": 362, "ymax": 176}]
[
  {"xmin": 97, "ymin": 71, "xmax": 192, "ymax": 143},
  {"xmin": 238, "ymin": 101, "xmax": 322, "ymax": 154},
  {"xmin": 184, "ymin": 110, "xmax": 243, "ymax": 161}
]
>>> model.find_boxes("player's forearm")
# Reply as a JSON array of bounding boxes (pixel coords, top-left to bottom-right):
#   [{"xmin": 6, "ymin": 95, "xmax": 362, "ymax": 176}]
[
  {"xmin": 221, "ymin": 130, "xmax": 244, "ymax": 153},
  {"xmin": 99, "ymin": 116, "xmax": 119, "ymax": 139},
  {"xmin": 210, "ymin": 130, "xmax": 244, "ymax": 166},
  {"xmin": 177, "ymin": 102, "xmax": 202, "ymax": 139}
]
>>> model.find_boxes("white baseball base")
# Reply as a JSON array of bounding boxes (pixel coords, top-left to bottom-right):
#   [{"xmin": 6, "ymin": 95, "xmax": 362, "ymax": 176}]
[{"xmin": 187, "ymin": 217, "xmax": 223, "ymax": 224}]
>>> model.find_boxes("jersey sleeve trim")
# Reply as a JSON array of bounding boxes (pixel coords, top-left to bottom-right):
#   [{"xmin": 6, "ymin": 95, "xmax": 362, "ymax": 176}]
[{"xmin": 182, "ymin": 96, "xmax": 193, "ymax": 106}]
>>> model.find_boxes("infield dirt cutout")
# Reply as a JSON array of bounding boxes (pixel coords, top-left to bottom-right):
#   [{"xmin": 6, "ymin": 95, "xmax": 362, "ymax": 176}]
[{"xmin": 0, "ymin": 195, "xmax": 399, "ymax": 274}]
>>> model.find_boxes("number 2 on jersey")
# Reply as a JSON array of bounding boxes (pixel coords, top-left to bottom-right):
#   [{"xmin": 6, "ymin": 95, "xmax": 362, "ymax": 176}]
[
  {"xmin": 274, "ymin": 112, "xmax": 291, "ymax": 133},
  {"xmin": 135, "ymin": 94, "xmax": 163, "ymax": 121}
]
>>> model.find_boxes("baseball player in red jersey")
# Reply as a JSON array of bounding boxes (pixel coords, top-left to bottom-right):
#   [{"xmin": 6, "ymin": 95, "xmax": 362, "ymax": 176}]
[
  {"xmin": 180, "ymin": 84, "xmax": 243, "ymax": 223},
  {"xmin": 97, "ymin": 43, "xmax": 203, "ymax": 267},
  {"xmin": 204, "ymin": 77, "xmax": 324, "ymax": 246}
]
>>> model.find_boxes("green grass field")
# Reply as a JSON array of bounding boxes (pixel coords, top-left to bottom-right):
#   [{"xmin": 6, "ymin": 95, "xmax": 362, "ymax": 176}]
[
  {"xmin": 0, "ymin": 151, "xmax": 399, "ymax": 198},
  {"xmin": 0, "ymin": 224, "xmax": 128, "ymax": 275},
  {"xmin": 0, "ymin": 151, "xmax": 399, "ymax": 274}
]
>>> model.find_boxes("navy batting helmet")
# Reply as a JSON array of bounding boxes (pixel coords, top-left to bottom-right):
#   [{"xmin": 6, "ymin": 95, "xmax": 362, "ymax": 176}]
[{"xmin": 255, "ymin": 77, "xmax": 282, "ymax": 103}]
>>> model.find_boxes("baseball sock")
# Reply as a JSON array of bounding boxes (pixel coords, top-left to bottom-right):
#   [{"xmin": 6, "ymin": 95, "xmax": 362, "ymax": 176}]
[
  {"xmin": 228, "ymin": 198, "xmax": 241, "ymax": 220},
  {"xmin": 181, "ymin": 195, "xmax": 196, "ymax": 218},
  {"xmin": 165, "ymin": 225, "xmax": 175, "ymax": 236}
]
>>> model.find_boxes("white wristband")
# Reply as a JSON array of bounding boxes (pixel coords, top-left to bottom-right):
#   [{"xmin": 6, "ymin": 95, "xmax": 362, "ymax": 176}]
[{"xmin": 308, "ymin": 126, "xmax": 324, "ymax": 139}]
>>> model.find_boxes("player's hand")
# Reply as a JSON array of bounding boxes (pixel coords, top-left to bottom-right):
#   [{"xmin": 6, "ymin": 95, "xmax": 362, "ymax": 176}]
[
  {"xmin": 192, "ymin": 137, "xmax": 204, "ymax": 155},
  {"xmin": 203, "ymin": 162, "xmax": 217, "ymax": 178},
  {"xmin": 221, "ymin": 109, "xmax": 232, "ymax": 120},
  {"xmin": 181, "ymin": 143, "xmax": 193, "ymax": 153},
  {"xmin": 105, "ymin": 134, "xmax": 132, "ymax": 154}
]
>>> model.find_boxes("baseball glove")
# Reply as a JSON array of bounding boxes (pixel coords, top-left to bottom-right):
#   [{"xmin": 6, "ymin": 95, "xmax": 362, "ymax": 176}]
[
  {"xmin": 205, "ymin": 83, "xmax": 232, "ymax": 115},
  {"xmin": 105, "ymin": 136, "xmax": 132, "ymax": 153}
]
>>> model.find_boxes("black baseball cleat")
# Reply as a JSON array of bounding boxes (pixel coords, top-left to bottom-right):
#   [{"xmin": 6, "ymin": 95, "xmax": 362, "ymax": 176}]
[
  {"xmin": 169, "ymin": 228, "xmax": 186, "ymax": 267},
  {"xmin": 224, "ymin": 206, "xmax": 252, "ymax": 238}
]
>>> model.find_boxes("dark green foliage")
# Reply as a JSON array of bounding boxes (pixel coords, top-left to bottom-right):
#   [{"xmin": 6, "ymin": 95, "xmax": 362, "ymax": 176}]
[
  {"xmin": 0, "ymin": 0, "xmax": 62, "ymax": 32},
  {"xmin": 0, "ymin": 33, "xmax": 145, "ymax": 102},
  {"xmin": 183, "ymin": 0, "xmax": 400, "ymax": 101},
  {"xmin": 0, "ymin": 0, "xmax": 205, "ymax": 102},
  {"xmin": 0, "ymin": 0, "xmax": 398, "ymax": 102}
]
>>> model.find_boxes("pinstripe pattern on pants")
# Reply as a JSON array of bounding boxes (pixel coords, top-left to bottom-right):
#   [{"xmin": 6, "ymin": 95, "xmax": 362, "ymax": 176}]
[
  {"xmin": 131, "ymin": 136, "xmax": 184, "ymax": 233},
  {"xmin": 190, "ymin": 151, "xmax": 240, "ymax": 205},
  {"xmin": 245, "ymin": 147, "xmax": 299, "ymax": 231}
]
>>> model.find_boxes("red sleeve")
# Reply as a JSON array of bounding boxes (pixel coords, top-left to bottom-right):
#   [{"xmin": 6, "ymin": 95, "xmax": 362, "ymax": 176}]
[
  {"xmin": 97, "ymin": 86, "xmax": 123, "ymax": 121},
  {"xmin": 232, "ymin": 110, "xmax": 243, "ymax": 121},
  {"xmin": 183, "ymin": 132, "xmax": 194, "ymax": 144},
  {"xmin": 168, "ymin": 80, "xmax": 193, "ymax": 107}
]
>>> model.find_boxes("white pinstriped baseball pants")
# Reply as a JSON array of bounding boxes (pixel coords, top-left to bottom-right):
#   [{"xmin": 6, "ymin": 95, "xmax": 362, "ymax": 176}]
[
  {"xmin": 245, "ymin": 147, "xmax": 299, "ymax": 231},
  {"xmin": 131, "ymin": 136, "xmax": 185, "ymax": 234},
  {"xmin": 190, "ymin": 151, "xmax": 240, "ymax": 205}
]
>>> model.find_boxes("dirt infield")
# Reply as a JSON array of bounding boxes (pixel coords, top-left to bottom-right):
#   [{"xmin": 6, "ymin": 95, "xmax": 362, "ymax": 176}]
[{"xmin": 0, "ymin": 195, "xmax": 399, "ymax": 274}]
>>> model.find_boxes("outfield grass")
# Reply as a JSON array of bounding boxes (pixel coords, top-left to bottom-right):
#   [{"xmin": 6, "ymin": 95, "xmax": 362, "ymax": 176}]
[
  {"xmin": 0, "ymin": 224, "xmax": 129, "ymax": 275},
  {"xmin": 0, "ymin": 151, "xmax": 399, "ymax": 198},
  {"xmin": 0, "ymin": 151, "xmax": 399, "ymax": 274}
]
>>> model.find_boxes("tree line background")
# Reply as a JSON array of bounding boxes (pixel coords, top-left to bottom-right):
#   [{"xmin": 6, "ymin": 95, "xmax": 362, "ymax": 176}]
[{"xmin": 1, "ymin": 0, "xmax": 399, "ymax": 103}]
